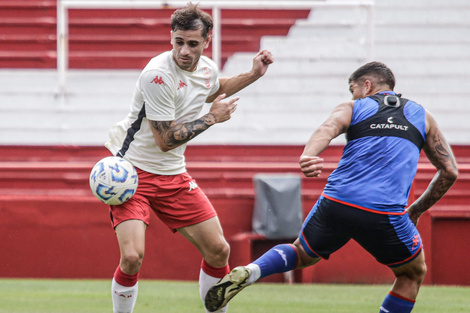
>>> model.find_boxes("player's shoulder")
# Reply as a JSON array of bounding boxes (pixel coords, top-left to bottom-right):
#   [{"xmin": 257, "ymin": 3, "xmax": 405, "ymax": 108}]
[
  {"xmin": 352, "ymin": 96, "xmax": 375, "ymax": 111},
  {"xmin": 402, "ymin": 97, "xmax": 426, "ymax": 117},
  {"xmin": 198, "ymin": 55, "xmax": 219, "ymax": 71},
  {"xmin": 141, "ymin": 52, "xmax": 174, "ymax": 75},
  {"xmin": 403, "ymin": 97, "xmax": 424, "ymax": 109},
  {"xmin": 199, "ymin": 54, "xmax": 216, "ymax": 65},
  {"xmin": 139, "ymin": 52, "xmax": 176, "ymax": 86}
]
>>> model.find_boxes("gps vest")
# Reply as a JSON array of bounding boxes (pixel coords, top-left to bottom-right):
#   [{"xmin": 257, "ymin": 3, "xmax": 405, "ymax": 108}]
[{"xmin": 347, "ymin": 94, "xmax": 424, "ymax": 150}]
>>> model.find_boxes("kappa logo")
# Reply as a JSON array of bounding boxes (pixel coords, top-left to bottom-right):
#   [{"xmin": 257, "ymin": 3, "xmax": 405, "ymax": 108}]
[
  {"xmin": 177, "ymin": 80, "xmax": 187, "ymax": 90},
  {"xmin": 114, "ymin": 291, "xmax": 133, "ymax": 299},
  {"xmin": 274, "ymin": 248, "xmax": 288, "ymax": 266},
  {"xmin": 151, "ymin": 75, "xmax": 165, "ymax": 85},
  {"xmin": 411, "ymin": 234, "xmax": 420, "ymax": 250},
  {"xmin": 188, "ymin": 180, "xmax": 198, "ymax": 192}
]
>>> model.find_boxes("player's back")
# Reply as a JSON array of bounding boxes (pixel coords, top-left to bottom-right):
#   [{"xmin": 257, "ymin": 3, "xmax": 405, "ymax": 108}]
[{"xmin": 323, "ymin": 92, "xmax": 426, "ymax": 213}]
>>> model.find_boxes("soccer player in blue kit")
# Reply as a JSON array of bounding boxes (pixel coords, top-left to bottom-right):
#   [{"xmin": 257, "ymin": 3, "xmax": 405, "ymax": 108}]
[{"xmin": 205, "ymin": 62, "xmax": 459, "ymax": 313}]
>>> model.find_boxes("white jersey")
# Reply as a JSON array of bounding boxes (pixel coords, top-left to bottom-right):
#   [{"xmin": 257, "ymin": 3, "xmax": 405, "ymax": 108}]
[{"xmin": 105, "ymin": 51, "xmax": 220, "ymax": 175}]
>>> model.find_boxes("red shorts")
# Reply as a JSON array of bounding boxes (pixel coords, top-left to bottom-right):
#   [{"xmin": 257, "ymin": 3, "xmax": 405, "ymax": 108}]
[{"xmin": 109, "ymin": 168, "xmax": 217, "ymax": 232}]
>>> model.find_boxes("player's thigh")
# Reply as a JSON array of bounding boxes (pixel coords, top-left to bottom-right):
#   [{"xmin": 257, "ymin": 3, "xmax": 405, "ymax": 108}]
[
  {"xmin": 177, "ymin": 216, "xmax": 228, "ymax": 256},
  {"xmin": 390, "ymin": 249, "xmax": 426, "ymax": 280},
  {"xmin": 353, "ymin": 212, "xmax": 422, "ymax": 267},
  {"xmin": 299, "ymin": 196, "xmax": 351, "ymax": 259},
  {"xmin": 115, "ymin": 219, "xmax": 147, "ymax": 258},
  {"xmin": 149, "ymin": 172, "xmax": 217, "ymax": 232}
]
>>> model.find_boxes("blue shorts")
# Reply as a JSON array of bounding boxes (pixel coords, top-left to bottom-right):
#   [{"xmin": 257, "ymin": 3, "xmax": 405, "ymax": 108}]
[{"xmin": 299, "ymin": 196, "xmax": 422, "ymax": 268}]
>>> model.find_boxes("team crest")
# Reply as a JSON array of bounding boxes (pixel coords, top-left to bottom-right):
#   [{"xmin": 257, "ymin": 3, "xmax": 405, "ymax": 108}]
[{"xmin": 202, "ymin": 67, "xmax": 211, "ymax": 88}]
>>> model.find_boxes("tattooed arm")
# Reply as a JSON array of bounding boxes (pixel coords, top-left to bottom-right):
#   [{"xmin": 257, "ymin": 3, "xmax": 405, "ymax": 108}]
[
  {"xmin": 149, "ymin": 94, "xmax": 239, "ymax": 152},
  {"xmin": 406, "ymin": 111, "xmax": 458, "ymax": 225}
]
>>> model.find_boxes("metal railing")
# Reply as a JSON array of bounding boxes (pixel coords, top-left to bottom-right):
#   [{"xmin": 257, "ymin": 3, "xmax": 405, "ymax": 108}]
[{"xmin": 57, "ymin": 0, "xmax": 374, "ymax": 94}]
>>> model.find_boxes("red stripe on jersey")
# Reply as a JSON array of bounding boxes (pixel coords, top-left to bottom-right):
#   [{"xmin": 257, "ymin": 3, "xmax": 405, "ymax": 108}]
[{"xmin": 322, "ymin": 193, "xmax": 406, "ymax": 216}]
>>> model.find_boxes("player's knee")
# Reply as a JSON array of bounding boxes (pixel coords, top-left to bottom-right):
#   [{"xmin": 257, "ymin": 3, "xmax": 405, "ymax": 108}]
[
  {"xmin": 120, "ymin": 251, "xmax": 144, "ymax": 274},
  {"xmin": 398, "ymin": 260, "xmax": 427, "ymax": 284},
  {"xmin": 215, "ymin": 240, "xmax": 230, "ymax": 258},
  {"xmin": 413, "ymin": 262, "xmax": 427, "ymax": 283},
  {"xmin": 206, "ymin": 241, "xmax": 230, "ymax": 264},
  {"xmin": 291, "ymin": 241, "xmax": 320, "ymax": 268}
]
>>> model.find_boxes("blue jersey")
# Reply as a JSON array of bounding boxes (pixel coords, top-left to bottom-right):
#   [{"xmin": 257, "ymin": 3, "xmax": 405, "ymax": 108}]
[{"xmin": 323, "ymin": 92, "xmax": 426, "ymax": 214}]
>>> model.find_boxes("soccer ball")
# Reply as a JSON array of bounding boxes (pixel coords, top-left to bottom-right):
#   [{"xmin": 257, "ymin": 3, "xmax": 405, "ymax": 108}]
[{"xmin": 89, "ymin": 156, "xmax": 138, "ymax": 205}]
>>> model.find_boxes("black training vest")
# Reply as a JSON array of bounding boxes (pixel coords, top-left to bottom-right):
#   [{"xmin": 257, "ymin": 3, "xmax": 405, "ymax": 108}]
[{"xmin": 347, "ymin": 94, "xmax": 425, "ymax": 150}]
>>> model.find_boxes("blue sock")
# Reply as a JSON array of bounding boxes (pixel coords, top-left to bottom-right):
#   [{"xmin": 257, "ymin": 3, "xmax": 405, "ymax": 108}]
[
  {"xmin": 253, "ymin": 244, "xmax": 298, "ymax": 279},
  {"xmin": 379, "ymin": 292, "xmax": 415, "ymax": 313}
]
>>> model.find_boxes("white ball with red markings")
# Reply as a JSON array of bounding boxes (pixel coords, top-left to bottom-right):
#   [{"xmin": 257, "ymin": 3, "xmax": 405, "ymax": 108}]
[{"xmin": 89, "ymin": 156, "xmax": 138, "ymax": 205}]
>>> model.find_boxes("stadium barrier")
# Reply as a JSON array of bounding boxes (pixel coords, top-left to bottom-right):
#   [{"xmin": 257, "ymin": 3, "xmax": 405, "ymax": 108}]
[{"xmin": 0, "ymin": 145, "xmax": 469, "ymax": 285}]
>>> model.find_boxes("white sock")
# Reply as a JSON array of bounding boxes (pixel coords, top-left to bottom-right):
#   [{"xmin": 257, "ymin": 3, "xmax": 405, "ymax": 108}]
[
  {"xmin": 246, "ymin": 263, "xmax": 261, "ymax": 285},
  {"xmin": 199, "ymin": 269, "xmax": 228, "ymax": 313},
  {"xmin": 111, "ymin": 278, "xmax": 139, "ymax": 313}
]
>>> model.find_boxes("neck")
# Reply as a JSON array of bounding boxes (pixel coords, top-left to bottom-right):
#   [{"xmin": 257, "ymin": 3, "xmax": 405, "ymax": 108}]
[{"xmin": 367, "ymin": 87, "xmax": 392, "ymax": 97}]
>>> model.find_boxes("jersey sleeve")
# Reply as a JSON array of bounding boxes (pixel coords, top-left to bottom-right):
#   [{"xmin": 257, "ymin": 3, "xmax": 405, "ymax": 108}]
[
  {"xmin": 139, "ymin": 69, "xmax": 176, "ymax": 121},
  {"xmin": 204, "ymin": 57, "xmax": 220, "ymax": 98},
  {"xmin": 208, "ymin": 75, "xmax": 220, "ymax": 97}
]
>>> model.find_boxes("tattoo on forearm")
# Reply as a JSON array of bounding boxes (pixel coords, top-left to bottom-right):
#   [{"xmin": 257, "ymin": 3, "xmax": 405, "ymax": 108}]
[
  {"xmin": 427, "ymin": 133, "xmax": 450, "ymax": 165},
  {"xmin": 412, "ymin": 132, "xmax": 458, "ymax": 215},
  {"xmin": 434, "ymin": 133, "xmax": 450, "ymax": 157},
  {"xmin": 414, "ymin": 173, "xmax": 456, "ymax": 215},
  {"xmin": 151, "ymin": 113, "xmax": 216, "ymax": 148}
]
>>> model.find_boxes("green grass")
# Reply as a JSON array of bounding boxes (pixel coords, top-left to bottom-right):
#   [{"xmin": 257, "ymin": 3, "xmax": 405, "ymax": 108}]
[{"xmin": 0, "ymin": 279, "xmax": 468, "ymax": 313}]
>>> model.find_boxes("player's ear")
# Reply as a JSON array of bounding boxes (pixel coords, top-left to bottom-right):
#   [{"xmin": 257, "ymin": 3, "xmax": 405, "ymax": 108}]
[
  {"xmin": 364, "ymin": 80, "xmax": 372, "ymax": 94},
  {"xmin": 204, "ymin": 33, "xmax": 211, "ymax": 49},
  {"xmin": 170, "ymin": 30, "xmax": 174, "ymax": 45}
]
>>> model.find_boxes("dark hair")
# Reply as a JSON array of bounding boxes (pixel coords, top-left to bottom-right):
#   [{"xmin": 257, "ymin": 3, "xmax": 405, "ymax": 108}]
[
  {"xmin": 349, "ymin": 61, "xmax": 396, "ymax": 90},
  {"xmin": 170, "ymin": 2, "xmax": 213, "ymax": 39}
]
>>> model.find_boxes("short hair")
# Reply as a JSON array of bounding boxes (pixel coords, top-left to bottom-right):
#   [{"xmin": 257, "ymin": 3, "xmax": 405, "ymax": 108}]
[
  {"xmin": 170, "ymin": 2, "xmax": 213, "ymax": 39},
  {"xmin": 348, "ymin": 61, "xmax": 396, "ymax": 90}
]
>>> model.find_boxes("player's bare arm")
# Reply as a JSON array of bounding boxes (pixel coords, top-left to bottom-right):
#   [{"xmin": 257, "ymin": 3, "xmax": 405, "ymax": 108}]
[
  {"xmin": 300, "ymin": 101, "xmax": 353, "ymax": 178},
  {"xmin": 206, "ymin": 50, "xmax": 273, "ymax": 103},
  {"xmin": 150, "ymin": 114, "xmax": 215, "ymax": 152},
  {"xmin": 150, "ymin": 94, "xmax": 238, "ymax": 152},
  {"xmin": 406, "ymin": 112, "xmax": 458, "ymax": 224}
]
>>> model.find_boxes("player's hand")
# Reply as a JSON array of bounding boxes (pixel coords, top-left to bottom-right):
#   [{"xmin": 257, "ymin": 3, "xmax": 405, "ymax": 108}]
[
  {"xmin": 299, "ymin": 155, "xmax": 324, "ymax": 178},
  {"xmin": 209, "ymin": 93, "xmax": 239, "ymax": 124},
  {"xmin": 251, "ymin": 50, "xmax": 273, "ymax": 78}
]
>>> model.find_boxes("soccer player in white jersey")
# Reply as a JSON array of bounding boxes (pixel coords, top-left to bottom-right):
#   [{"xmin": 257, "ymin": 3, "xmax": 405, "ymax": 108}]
[{"xmin": 104, "ymin": 3, "xmax": 273, "ymax": 313}]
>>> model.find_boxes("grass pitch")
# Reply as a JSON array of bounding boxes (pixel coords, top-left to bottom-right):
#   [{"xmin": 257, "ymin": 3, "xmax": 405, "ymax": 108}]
[{"xmin": 0, "ymin": 279, "xmax": 468, "ymax": 313}]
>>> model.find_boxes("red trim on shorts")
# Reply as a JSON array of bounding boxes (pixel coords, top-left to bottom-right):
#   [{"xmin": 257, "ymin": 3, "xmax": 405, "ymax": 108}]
[
  {"xmin": 321, "ymin": 193, "xmax": 406, "ymax": 216},
  {"xmin": 201, "ymin": 259, "xmax": 230, "ymax": 278},
  {"xmin": 386, "ymin": 245, "xmax": 422, "ymax": 268},
  {"xmin": 114, "ymin": 266, "xmax": 139, "ymax": 287},
  {"xmin": 300, "ymin": 231, "xmax": 327, "ymax": 260},
  {"xmin": 389, "ymin": 291, "xmax": 416, "ymax": 303}
]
